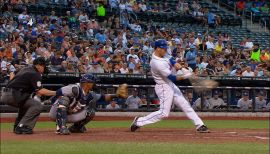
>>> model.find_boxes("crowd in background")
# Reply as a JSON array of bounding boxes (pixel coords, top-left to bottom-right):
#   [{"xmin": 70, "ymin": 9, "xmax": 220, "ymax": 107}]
[
  {"xmin": 235, "ymin": 0, "xmax": 269, "ymax": 15},
  {"xmin": 0, "ymin": 0, "xmax": 270, "ymax": 83}
]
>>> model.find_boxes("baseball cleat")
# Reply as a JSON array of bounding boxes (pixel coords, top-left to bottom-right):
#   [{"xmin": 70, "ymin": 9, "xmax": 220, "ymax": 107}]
[
  {"xmin": 68, "ymin": 125, "xmax": 87, "ymax": 133},
  {"xmin": 14, "ymin": 126, "xmax": 33, "ymax": 134},
  {"xmin": 196, "ymin": 125, "xmax": 210, "ymax": 133},
  {"xmin": 130, "ymin": 117, "xmax": 140, "ymax": 132},
  {"xmin": 58, "ymin": 127, "xmax": 70, "ymax": 135}
]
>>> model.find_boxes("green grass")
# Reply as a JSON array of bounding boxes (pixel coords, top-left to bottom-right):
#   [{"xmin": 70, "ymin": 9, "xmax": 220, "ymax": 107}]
[
  {"xmin": 1, "ymin": 120, "xmax": 269, "ymax": 130},
  {"xmin": 1, "ymin": 141, "xmax": 268, "ymax": 154},
  {"xmin": 1, "ymin": 120, "xmax": 269, "ymax": 154}
]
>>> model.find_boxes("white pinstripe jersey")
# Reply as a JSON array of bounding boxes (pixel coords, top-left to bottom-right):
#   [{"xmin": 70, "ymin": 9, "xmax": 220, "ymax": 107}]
[{"xmin": 150, "ymin": 54, "xmax": 174, "ymax": 85}]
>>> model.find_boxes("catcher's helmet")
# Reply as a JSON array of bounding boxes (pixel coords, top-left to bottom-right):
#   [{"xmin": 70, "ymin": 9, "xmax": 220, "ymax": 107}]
[
  {"xmin": 154, "ymin": 39, "xmax": 167, "ymax": 49},
  {"xmin": 80, "ymin": 74, "xmax": 98, "ymax": 83}
]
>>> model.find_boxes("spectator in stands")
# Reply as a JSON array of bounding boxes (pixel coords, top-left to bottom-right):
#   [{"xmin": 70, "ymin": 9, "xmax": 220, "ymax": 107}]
[
  {"xmin": 206, "ymin": 9, "xmax": 215, "ymax": 28},
  {"xmin": 206, "ymin": 36, "xmax": 215, "ymax": 50},
  {"xmin": 125, "ymin": 88, "xmax": 142, "ymax": 109},
  {"xmin": 120, "ymin": 63, "xmax": 129, "ymax": 74},
  {"xmin": 214, "ymin": 39, "xmax": 224, "ymax": 53},
  {"xmin": 208, "ymin": 91, "xmax": 226, "ymax": 109},
  {"xmin": 106, "ymin": 100, "xmax": 120, "ymax": 110},
  {"xmin": 255, "ymin": 91, "xmax": 267, "ymax": 110},
  {"xmin": 244, "ymin": 37, "xmax": 253, "ymax": 50},
  {"xmin": 236, "ymin": 0, "xmax": 245, "ymax": 16},
  {"xmin": 185, "ymin": 45, "xmax": 197, "ymax": 69},
  {"xmin": 250, "ymin": 43, "xmax": 261, "ymax": 62},
  {"xmin": 260, "ymin": 3, "xmax": 269, "ymax": 13},
  {"xmin": 242, "ymin": 66, "xmax": 255, "ymax": 77},
  {"xmin": 87, "ymin": 62, "xmax": 104, "ymax": 73},
  {"xmin": 237, "ymin": 92, "xmax": 252, "ymax": 110},
  {"xmin": 96, "ymin": 2, "xmax": 106, "ymax": 22}
]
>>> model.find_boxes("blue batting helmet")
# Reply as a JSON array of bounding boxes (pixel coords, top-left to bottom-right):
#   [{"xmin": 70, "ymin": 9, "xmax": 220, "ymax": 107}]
[
  {"xmin": 80, "ymin": 74, "xmax": 98, "ymax": 83},
  {"xmin": 155, "ymin": 39, "xmax": 167, "ymax": 49}
]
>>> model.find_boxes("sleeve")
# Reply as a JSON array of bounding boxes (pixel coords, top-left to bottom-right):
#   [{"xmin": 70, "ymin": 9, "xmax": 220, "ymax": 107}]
[
  {"xmin": 90, "ymin": 91, "xmax": 103, "ymax": 102},
  {"xmin": 158, "ymin": 62, "xmax": 172, "ymax": 78},
  {"xmin": 125, "ymin": 96, "xmax": 130, "ymax": 104},
  {"xmin": 59, "ymin": 85, "xmax": 77, "ymax": 97},
  {"xmin": 30, "ymin": 72, "xmax": 42, "ymax": 91},
  {"xmin": 237, "ymin": 99, "xmax": 241, "ymax": 108}
]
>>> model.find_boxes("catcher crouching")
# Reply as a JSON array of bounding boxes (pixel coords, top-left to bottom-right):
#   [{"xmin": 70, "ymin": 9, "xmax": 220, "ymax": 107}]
[{"xmin": 48, "ymin": 74, "xmax": 128, "ymax": 135}]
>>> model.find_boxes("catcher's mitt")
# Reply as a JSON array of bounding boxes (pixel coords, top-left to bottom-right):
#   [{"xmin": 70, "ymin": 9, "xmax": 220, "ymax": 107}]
[
  {"xmin": 116, "ymin": 84, "xmax": 128, "ymax": 98},
  {"xmin": 189, "ymin": 78, "xmax": 219, "ymax": 93}
]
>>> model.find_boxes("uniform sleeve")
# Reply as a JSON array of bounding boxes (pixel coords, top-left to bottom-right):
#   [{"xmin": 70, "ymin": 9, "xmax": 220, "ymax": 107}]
[
  {"xmin": 30, "ymin": 72, "xmax": 42, "ymax": 91},
  {"xmin": 90, "ymin": 91, "xmax": 102, "ymax": 102},
  {"xmin": 158, "ymin": 62, "xmax": 172, "ymax": 78},
  {"xmin": 125, "ymin": 96, "xmax": 131, "ymax": 104},
  {"xmin": 58, "ymin": 85, "xmax": 77, "ymax": 97},
  {"xmin": 237, "ymin": 99, "xmax": 242, "ymax": 108}
]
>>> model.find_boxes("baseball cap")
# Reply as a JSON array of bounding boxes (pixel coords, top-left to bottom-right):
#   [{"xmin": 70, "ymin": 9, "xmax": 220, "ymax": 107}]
[
  {"xmin": 155, "ymin": 39, "xmax": 167, "ymax": 49},
  {"xmin": 213, "ymin": 91, "xmax": 219, "ymax": 95}
]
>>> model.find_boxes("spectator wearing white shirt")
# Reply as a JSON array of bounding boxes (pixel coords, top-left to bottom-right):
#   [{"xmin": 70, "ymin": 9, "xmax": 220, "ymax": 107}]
[
  {"xmin": 194, "ymin": 34, "xmax": 203, "ymax": 46},
  {"xmin": 244, "ymin": 37, "xmax": 253, "ymax": 49},
  {"xmin": 237, "ymin": 92, "xmax": 252, "ymax": 110},
  {"xmin": 127, "ymin": 47, "xmax": 140, "ymax": 63},
  {"xmin": 18, "ymin": 11, "xmax": 30, "ymax": 24},
  {"xmin": 206, "ymin": 37, "xmax": 215, "ymax": 50},
  {"xmin": 120, "ymin": 63, "xmax": 129, "ymax": 74},
  {"xmin": 200, "ymin": 56, "xmax": 209, "ymax": 69},
  {"xmin": 106, "ymin": 100, "xmax": 120, "ymax": 110},
  {"xmin": 139, "ymin": 2, "xmax": 147, "ymax": 12},
  {"xmin": 87, "ymin": 62, "xmax": 104, "ymax": 73},
  {"xmin": 242, "ymin": 66, "xmax": 255, "ymax": 77}
]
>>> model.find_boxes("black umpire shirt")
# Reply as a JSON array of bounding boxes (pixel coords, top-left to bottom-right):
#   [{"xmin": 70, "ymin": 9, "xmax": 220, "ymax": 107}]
[{"xmin": 7, "ymin": 66, "xmax": 42, "ymax": 94}]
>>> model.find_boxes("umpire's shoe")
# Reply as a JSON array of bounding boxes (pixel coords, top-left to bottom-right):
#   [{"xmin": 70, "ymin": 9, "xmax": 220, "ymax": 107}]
[
  {"xmin": 58, "ymin": 127, "xmax": 70, "ymax": 135},
  {"xmin": 130, "ymin": 117, "xmax": 140, "ymax": 132},
  {"xmin": 14, "ymin": 125, "xmax": 33, "ymax": 134},
  {"xmin": 196, "ymin": 125, "xmax": 210, "ymax": 133},
  {"xmin": 68, "ymin": 125, "xmax": 87, "ymax": 133}
]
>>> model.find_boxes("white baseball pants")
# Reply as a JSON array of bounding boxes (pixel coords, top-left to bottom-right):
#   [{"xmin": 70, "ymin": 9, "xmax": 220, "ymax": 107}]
[{"xmin": 136, "ymin": 83, "xmax": 204, "ymax": 128}]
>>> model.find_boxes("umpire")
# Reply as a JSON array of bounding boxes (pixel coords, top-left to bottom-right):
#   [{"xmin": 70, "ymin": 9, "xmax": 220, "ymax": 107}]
[{"xmin": 0, "ymin": 57, "xmax": 56, "ymax": 134}]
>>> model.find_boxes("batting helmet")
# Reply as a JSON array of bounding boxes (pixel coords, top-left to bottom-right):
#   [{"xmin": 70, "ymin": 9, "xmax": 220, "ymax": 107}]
[
  {"xmin": 80, "ymin": 74, "xmax": 98, "ymax": 83},
  {"xmin": 154, "ymin": 39, "xmax": 167, "ymax": 49}
]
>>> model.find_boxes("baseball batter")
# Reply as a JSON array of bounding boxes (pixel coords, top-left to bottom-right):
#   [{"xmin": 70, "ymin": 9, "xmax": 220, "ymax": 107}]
[
  {"xmin": 130, "ymin": 39, "xmax": 209, "ymax": 133},
  {"xmin": 49, "ymin": 74, "xmax": 127, "ymax": 135}
]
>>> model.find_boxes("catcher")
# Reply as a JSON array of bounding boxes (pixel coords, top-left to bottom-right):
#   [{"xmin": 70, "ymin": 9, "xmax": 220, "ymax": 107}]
[{"xmin": 48, "ymin": 74, "xmax": 127, "ymax": 135}]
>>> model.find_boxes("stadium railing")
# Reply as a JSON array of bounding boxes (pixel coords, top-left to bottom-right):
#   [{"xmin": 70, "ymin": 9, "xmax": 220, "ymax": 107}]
[{"xmin": 0, "ymin": 73, "xmax": 269, "ymax": 113}]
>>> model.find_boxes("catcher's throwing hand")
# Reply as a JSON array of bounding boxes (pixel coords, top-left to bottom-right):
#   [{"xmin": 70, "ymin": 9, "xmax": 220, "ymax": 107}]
[{"xmin": 116, "ymin": 84, "xmax": 128, "ymax": 98}]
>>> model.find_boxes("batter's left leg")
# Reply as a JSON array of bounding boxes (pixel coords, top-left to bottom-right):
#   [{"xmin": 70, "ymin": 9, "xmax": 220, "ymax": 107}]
[{"xmin": 173, "ymin": 95, "xmax": 204, "ymax": 128}]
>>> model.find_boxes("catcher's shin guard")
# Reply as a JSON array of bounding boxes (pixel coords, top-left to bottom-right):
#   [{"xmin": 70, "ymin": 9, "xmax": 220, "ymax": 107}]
[
  {"xmin": 69, "ymin": 108, "xmax": 95, "ymax": 133},
  {"xmin": 56, "ymin": 97, "xmax": 70, "ymax": 128}
]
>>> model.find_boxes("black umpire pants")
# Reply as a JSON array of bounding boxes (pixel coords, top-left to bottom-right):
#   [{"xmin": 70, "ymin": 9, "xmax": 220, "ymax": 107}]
[{"xmin": 0, "ymin": 88, "xmax": 43, "ymax": 130}]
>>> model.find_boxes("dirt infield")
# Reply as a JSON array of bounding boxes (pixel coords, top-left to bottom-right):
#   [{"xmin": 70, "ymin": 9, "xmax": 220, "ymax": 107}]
[
  {"xmin": 1, "ymin": 116, "xmax": 269, "ymax": 144},
  {"xmin": 0, "ymin": 116, "xmax": 269, "ymax": 123},
  {"xmin": 1, "ymin": 128, "xmax": 269, "ymax": 144}
]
